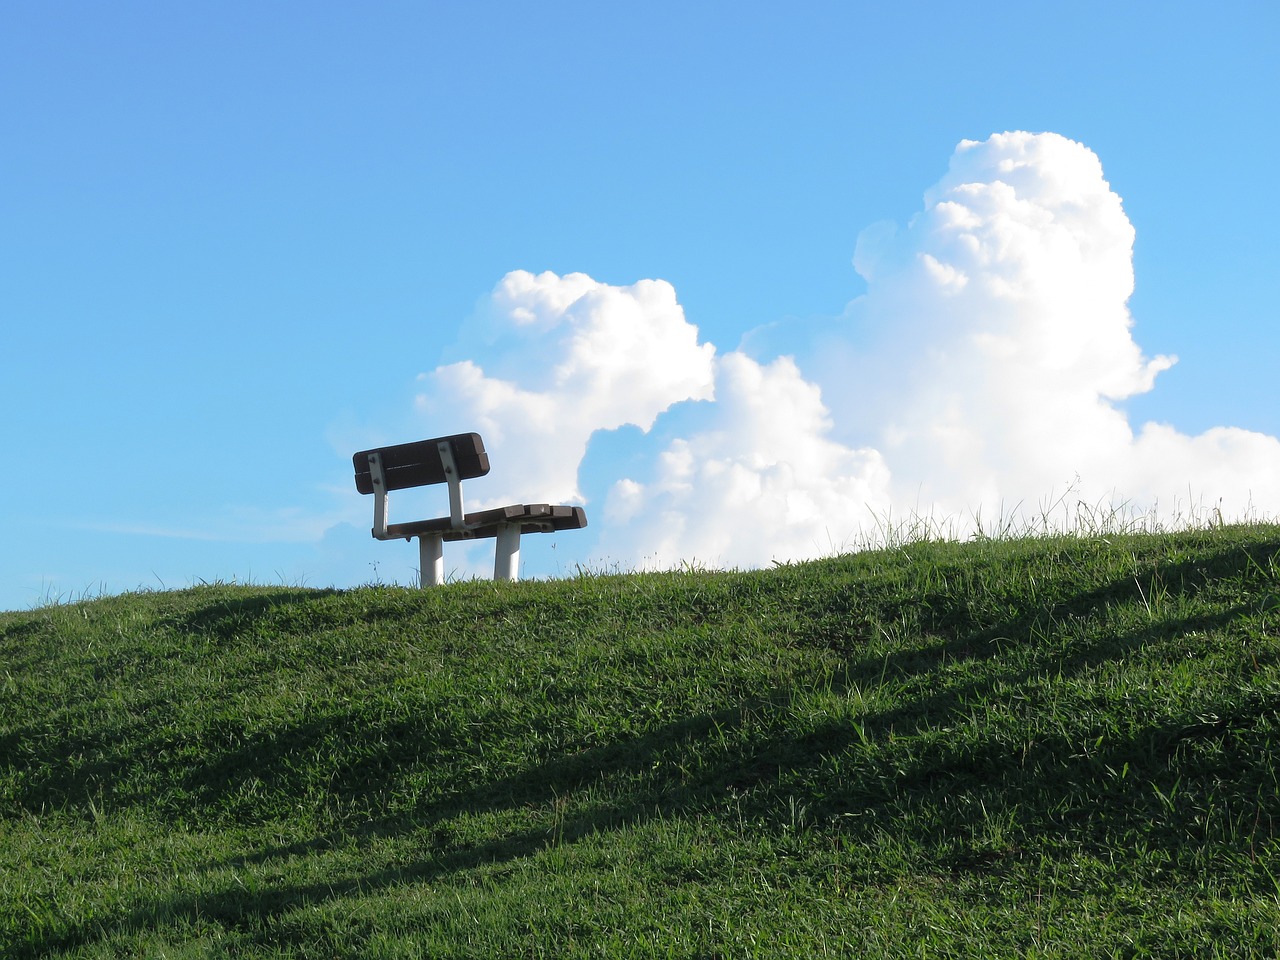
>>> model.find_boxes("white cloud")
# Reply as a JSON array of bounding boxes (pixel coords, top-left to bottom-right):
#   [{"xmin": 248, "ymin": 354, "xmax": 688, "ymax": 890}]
[
  {"xmin": 414, "ymin": 269, "xmax": 716, "ymax": 505},
  {"xmin": 410, "ymin": 132, "xmax": 1280, "ymax": 575},
  {"xmin": 823, "ymin": 130, "xmax": 1280, "ymax": 522},
  {"xmin": 598, "ymin": 352, "xmax": 890, "ymax": 568}
]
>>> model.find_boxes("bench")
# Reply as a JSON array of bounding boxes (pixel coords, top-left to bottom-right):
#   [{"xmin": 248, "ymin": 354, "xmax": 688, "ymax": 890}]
[{"xmin": 352, "ymin": 432, "xmax": 587, "ymax": 586}]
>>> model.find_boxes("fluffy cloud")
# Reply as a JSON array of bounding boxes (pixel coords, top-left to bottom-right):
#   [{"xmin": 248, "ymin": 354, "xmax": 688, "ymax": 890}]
[
  {"xmin": 825, "ymin": 131, "xmax": 1280, "ymax": 521},
  {"xmin": 414, "ymin": 270, "xmax": 716, "ymax": 505},
  {"xmin": 412, "ymin": 132, "xmax": 1280, "ymax": 576},
  {"xmin": 600, "ymin": 352, "xmax": 890, "ymax": 568}
]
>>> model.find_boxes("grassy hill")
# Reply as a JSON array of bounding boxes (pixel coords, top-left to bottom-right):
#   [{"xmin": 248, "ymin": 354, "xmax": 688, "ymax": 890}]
[{"xmin": 3, "ymin": 526, "xmax": 1280, "ymax": 957}]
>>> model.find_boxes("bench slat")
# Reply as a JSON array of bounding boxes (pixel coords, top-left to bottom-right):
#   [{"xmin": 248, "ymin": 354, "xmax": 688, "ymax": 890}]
[
  {"xmin": 352, "ymin": 433, "xmax": 490, "ymax": 494},
  {"xmin": 386, "ymin": 504, "xmax": 587, "ymax": 542}
]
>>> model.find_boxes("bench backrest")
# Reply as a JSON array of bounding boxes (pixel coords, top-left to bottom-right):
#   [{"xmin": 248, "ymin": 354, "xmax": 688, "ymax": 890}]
[{"xmin": 352, "ymin": 433, "xmax": 490, "ymax": 495}]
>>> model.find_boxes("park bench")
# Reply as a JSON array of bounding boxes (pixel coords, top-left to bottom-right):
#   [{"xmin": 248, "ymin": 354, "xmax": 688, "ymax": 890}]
[{"xmin": 352, "ymin": 433, "xmax": 587, "ymax": 587}]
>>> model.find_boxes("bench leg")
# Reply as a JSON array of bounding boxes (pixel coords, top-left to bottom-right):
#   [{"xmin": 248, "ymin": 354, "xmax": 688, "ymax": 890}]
[
  {"xmin": 494, "ymin": 523, "xmax": 520, "ymax": 582},
  {"xmin": 418, "ymin": 533, "xmax": 444, "ymax": 588}
]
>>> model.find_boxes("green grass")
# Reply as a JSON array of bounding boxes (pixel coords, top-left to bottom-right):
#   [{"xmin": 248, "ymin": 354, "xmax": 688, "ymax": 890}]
[{"xmin": 3, "ymin": 525, "xmax": 1280, "ymax": 957}]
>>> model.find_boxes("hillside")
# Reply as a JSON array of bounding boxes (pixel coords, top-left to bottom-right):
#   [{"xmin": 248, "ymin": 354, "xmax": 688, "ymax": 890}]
[{"xmin": 3, "ymin": 527, "xmax": 1280, "ymax": 957}]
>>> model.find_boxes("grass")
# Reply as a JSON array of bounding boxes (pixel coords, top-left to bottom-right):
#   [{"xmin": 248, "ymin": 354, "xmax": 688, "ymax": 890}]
[{"xmin": 3, "ymin": 524, "xmax": 1280, "ymax": 957}]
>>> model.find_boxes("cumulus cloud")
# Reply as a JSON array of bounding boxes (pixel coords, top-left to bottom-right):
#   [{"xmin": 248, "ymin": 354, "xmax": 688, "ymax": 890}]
[
  {"xmin": 414, "ymin": 269, "xmax": 716, "ymax": 505},
  {"xmin": 599, "ymin": 352, "xmax": 890, "ymax": 568},
  {"xmin": 820, "ymin": 131, "xmax": 1280, "ymax": 521},
  {"xmin": 410, "ymin": 132, "xmax": 1280, "ymax": 575}
]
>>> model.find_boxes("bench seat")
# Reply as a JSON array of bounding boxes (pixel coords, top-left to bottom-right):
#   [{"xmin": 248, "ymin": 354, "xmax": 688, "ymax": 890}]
[{"xmin": 385, "ymin": 504, "xmax": 587, "ymax": 542}]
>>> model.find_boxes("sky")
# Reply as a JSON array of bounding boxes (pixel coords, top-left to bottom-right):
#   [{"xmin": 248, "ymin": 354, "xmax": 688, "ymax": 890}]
[{"xmin": 3, "ymin": 2, "xmax": 1278, "ymax": 609}]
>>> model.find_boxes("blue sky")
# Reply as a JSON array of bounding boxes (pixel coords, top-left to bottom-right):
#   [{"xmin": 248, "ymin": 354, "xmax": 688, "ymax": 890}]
[{"xmin": 3, "ymin": 2, "xmax": 1278, "ymax": 609}]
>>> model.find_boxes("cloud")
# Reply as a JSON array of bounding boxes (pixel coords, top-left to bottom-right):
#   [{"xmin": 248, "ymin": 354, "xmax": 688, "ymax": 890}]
[
  {"xmin": 820, "ymin": 131, "xmax": 1280, "ymax": 521},
  {"xmin": 599, "ymin": 352, "xmax": 890, "ymax": 568},
  {"xmin": 410, "ymin": 132, "xmax": 1280, "ymax": 574},
  {"xmin": 414, "ymin": 269, "xmax": 716, "ymax": 505}
]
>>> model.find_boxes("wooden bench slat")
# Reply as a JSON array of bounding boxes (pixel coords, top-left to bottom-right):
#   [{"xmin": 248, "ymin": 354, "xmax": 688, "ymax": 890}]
[
  {"xmin": 461, "ymin": 505, "xmax": 587, "ymax": 541},
  {"xmin": 352, "ymin": 433, "xmax": 490, "ymax": 495},
  {"xmin": 385, "ymin": 504, "xmax": 587, "ymax": 542}
]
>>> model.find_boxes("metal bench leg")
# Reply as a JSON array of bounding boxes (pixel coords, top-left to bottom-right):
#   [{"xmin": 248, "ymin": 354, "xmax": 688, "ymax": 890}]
[
  {"xmin": 494, "ymin": 523, "xmax": 520, "ymax": 582},
  {"xmin": 419, "ymin": 533, "xmax": 444, "ymax": 587}
]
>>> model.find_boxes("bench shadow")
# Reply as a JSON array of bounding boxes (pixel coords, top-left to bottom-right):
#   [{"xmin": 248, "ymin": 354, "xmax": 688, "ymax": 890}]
[{"xmin": 164, "ymin": 587, "xmax": 344, "ymax": 640}]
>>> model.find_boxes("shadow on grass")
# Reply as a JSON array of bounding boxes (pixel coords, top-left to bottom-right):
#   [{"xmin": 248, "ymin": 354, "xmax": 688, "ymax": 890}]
[
  {"xmin": 1, "ymin": 588, "xmax": 347, "ymax": 818},
  {"xmin": 164, "ymin": 586, "xmax": 345, "ymax": 640}
]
